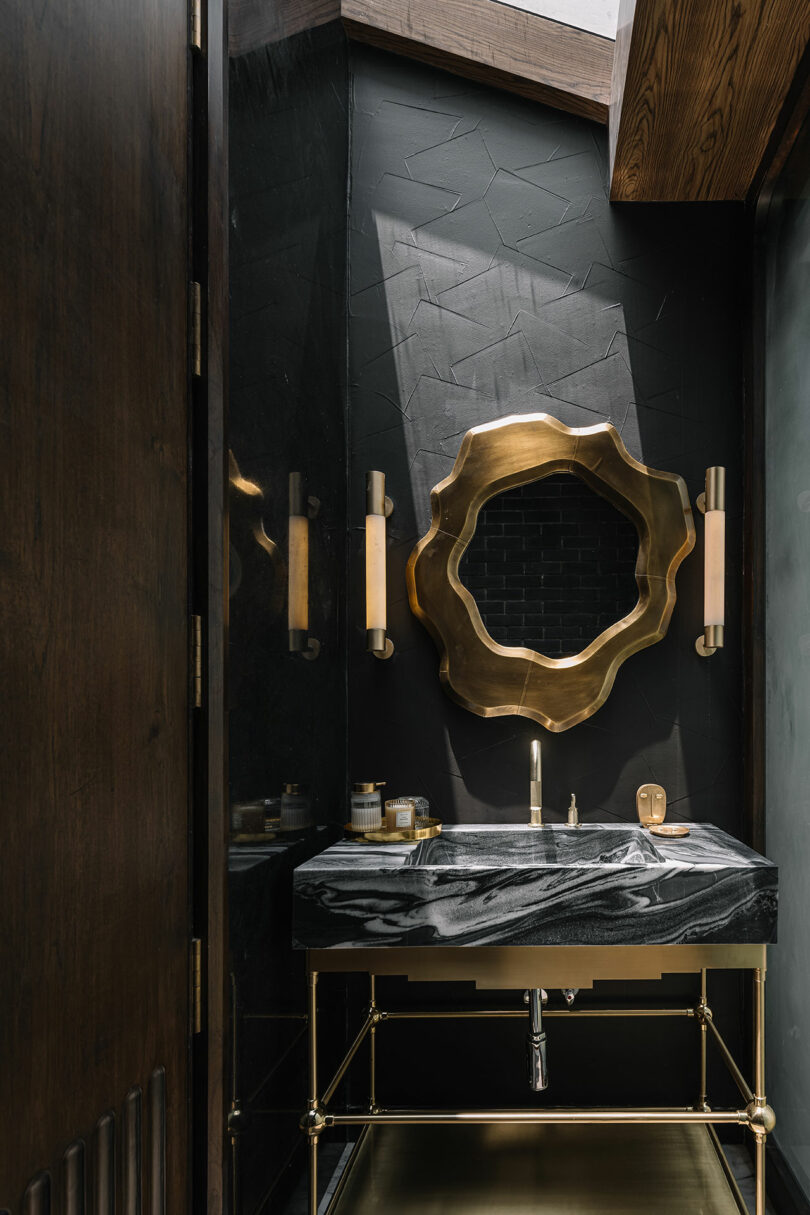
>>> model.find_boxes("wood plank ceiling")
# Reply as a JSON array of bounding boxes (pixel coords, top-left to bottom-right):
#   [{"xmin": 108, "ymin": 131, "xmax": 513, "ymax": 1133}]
[
  {"xmin": 610, "ymin": 0, "xmax": 810, "ymax": 201},
  {"xmin": 228, "ymin": 0, "xmax": 810, "ymax": 203}
]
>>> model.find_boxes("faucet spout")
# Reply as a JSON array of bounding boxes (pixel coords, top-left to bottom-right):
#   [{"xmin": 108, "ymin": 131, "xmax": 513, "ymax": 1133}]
[
  {"xmin": 529, "ymin": 738, "xmax": 542, "ymax": 826},
  {"xmin": 525, "ymin": 988, "xmax": 549, "ymax": 1091}
]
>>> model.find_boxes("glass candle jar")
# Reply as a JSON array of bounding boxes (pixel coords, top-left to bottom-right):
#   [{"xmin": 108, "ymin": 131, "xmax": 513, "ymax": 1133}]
[{"xmin": 385, "ymin": 798, "xmax": 416, "ymax": 831}]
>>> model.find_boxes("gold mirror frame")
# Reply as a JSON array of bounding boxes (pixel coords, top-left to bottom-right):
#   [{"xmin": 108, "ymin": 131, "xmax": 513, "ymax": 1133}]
[{"xmin": 406, "ymin": 414, "xmax": 695, "ymax": 732}]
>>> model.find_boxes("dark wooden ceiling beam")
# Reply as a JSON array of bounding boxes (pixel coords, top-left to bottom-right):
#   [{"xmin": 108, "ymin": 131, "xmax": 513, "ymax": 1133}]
[
  {"xmin": 610, "ymin": 0, "xmax": 810, "ymax": 202},
  {"xmin": 228, "ymin": 0, "xmax": 810, "ymax": 205},
  {"xmin": 341, "ymin": 0, "xmax": 613, "ymax": 123}
]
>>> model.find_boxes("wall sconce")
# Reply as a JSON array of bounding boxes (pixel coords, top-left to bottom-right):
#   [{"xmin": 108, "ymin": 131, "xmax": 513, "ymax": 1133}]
[
  {"xmin": 288, "ymin": 472, "xmax": 320, "ymax": 660},
  {"xmin": 366, "ymin": 470, "xmax": 394, "ymax": 659},
  {"xmin": 695, "ymin": 466, "xmax": 725, "ymax": 657}
]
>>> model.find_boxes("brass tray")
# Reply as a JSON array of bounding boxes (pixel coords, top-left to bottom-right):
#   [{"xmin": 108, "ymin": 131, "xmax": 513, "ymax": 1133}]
[
  {"xmin": 649, "ymin": 824, "xmax": 690, "ymax": 838},
  {"xmin": 344, "ymin": 817, "xmax": 442, "ymax": 843},
  {"xmin": 231, "ymin": 832, "xmax": 278, "ymax": 844}
]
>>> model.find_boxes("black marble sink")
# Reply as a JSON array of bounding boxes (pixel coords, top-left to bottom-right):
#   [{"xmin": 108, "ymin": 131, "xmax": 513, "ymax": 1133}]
[
  {"xmin": 408, "ymin": 827, "xmax": 660, "ymax": 868},
  {"xmin": 292, "ymin": 824, "xmax": 777, "ymax": 950}
]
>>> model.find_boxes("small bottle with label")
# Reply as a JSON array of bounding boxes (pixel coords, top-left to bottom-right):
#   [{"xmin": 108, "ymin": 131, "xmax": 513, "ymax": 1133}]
[
  {"xmin": 263, "ymin": 797, "xmax": 281, "ymax": 832},
  {"xmin": 231, "ymin": 800, "xmax": 266, "ymax": 835},
  {"xmin": 280, "ymin": 783, "xmax": 312, "ymax": 830},
  {"xmin": 385, "ymin": 798, "xmax": 416, "ymax": 832},
  {"xmin": 350, "ymin": 782, "xmax": 385, "ymax": 831}
]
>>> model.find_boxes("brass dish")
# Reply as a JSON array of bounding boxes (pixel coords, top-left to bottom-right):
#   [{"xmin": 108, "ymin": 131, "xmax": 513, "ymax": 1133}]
[
  {"xmin": 406, "ymin": 414, "xmax": 695, "ymax": 732},
  {"xmin": 344, "ymin": 817, "xmax": 442, "ymax": 843},
  {"xmin": 649, "ymin": 824, "xmax": 690, "ymax": 838},
  {"xmin": 231, "ymin": 831, "xmax": 278, "ymax": 844}
]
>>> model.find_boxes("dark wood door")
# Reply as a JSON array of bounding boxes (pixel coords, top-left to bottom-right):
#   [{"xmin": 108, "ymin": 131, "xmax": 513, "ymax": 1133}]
[{"xmin": 0, "ymin": 0, "xmax": 192, "ymax": 1209}]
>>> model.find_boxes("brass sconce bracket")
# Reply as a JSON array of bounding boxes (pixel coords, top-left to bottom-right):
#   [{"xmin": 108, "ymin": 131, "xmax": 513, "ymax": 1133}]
[
  {"xmin": 299, "ymin": 636, "xmax": 321, "ymax": 661},
  {"xmin": 406, "ymin": 414, "xmax": 695, "ymax": 731},
  {"xmin": 369, "ymin": 635, "xmax": 394, "ymax": 660}
]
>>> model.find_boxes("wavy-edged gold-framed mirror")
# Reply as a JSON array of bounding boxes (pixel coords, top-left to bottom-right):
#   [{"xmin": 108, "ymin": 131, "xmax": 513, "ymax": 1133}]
[{"xmin": 406, "ymin": 414, "xmax": 695, "ymax": 732}]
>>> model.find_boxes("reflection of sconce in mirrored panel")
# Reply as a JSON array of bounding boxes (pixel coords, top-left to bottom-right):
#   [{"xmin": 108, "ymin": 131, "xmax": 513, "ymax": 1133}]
[
  {"xmin": 229, "ymin": 449, "xmax": 263, "ymax": 499},
  {"xmin": 229, "ymin": 449, "xmax": 277, "ymax": 603},
  {"xmin": 695, "ymin": 466, "xmax": 725, "ymax": 657},
  {"xmin": 288, "ymin": 472, "xmax": 320, "ymax": 660},
  {"xmin": 366, "ymin": 470, "xmax": 394, "ymax": 659}
]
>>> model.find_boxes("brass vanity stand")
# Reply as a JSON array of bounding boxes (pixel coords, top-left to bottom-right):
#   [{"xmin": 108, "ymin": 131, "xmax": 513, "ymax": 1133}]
[{"xmin": 301, "ymin": 945, "xmax": 773, "ymax": 1215}]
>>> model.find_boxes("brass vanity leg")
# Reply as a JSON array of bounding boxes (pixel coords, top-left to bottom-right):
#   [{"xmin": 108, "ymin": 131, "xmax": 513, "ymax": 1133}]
[
  {"xmin": 369, "ymin": 973, "xmax": 378, "ymax": 1113},
  {"xmin": 308, "ymin": 1134, "xmax": 318, "ymax": 1215},
  {"xmin": 749, "ymin": 966, "xmax": 774, "ymax": 1215},
  {"xmin": 303, "ymin": 969, "xmax": 323, "ymax": 1215},
  {"xmin": 696, "ymin": 968, "xmax": 711, "ymax": 1112}
]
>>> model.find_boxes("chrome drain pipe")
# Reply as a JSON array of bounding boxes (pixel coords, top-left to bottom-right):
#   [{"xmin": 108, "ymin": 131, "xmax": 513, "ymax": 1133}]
[{"xmin": 524, "ymin": 989, "xmax": 549, "ymax": 1091}]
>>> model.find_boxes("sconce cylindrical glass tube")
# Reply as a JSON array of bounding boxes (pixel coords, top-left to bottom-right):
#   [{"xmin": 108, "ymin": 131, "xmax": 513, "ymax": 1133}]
[
  {"xmin": 703, "ymin": 466, "xmax": 725, "ymax": 650},
  {"xmin": 366, "ymin": 470, "xmax": 387, "ymax": 652},
  {"xmin": 288, "ymin": 472, "xmax": 309, "ymax": 650},
  {"xmin": 529, "ymin": 738, "xmax": 542, "ymax": 826},
  {"xmin": 288, "ymin": 515, "xmax": 309, "ymax": 631}
]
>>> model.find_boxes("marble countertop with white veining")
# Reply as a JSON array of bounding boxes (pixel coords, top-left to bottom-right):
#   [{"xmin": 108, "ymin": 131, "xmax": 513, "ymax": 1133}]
[{"xmin": 292, "ymin": 823, "xmax": 777, "ymax": 949}]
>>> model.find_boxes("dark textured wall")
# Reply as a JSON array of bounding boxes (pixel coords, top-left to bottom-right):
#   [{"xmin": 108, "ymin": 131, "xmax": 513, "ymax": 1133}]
[
  {"xmin": 228, "ymin": 24, "xmax": 348, "ymax": 1215},
  {"xmin": 229, "ymin": 25, "xmax": 348, "ymax": 818},
  {"xmin": 764, "ymin": 115, "xmax": 810, "ymax": 1203},
  {"xmin": 343, "ymin": 40, "xmax": 748, "ymax": 1124},
  {"xmin": 459, "ymin": 475, "xmax": 639, "ymax": 657},
  {"xmin": 226, "ymin": 33, "xmax": 753, "ymax": 1176},
  {"xmin": 348, "ymin": 45, "xmax": 745, "ymax": 833}
]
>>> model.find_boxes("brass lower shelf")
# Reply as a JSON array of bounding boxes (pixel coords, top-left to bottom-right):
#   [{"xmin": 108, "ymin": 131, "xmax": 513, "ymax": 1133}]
[{"xmin": 329, "ymin": 1123, "xmax": 747, "ymax": 1214}]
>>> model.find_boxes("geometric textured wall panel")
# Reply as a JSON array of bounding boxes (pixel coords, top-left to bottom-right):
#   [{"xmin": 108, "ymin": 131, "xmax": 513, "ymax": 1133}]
[{"xmin": 348, "ymin": 44, "xmax": 744, "ymax": 831}]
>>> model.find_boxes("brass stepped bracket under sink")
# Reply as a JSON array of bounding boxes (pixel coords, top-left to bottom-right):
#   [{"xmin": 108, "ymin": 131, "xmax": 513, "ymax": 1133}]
[{"xmin": 300, "ymin": 945, "xmax": 773, "ymax": 1215}]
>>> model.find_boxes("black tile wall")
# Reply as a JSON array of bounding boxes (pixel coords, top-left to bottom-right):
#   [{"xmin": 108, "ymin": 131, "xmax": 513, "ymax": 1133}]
[
  {"xmin": 347, "ymin": 45, "xmax": 745, "ymax": 835},
  {"xmin": 458, "ymin": 474, "xmax": 639, "ymax": 657}
]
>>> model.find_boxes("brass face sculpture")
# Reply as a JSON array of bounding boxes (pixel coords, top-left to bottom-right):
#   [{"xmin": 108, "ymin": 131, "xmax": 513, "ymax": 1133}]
[{"xmin": 406, "ymin": 414, "xmax": 695, "ymax": 732}]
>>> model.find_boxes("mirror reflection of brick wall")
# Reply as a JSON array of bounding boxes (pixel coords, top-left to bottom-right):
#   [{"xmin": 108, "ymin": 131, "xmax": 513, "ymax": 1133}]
[{"xmin": 459, "ymin": 474, "xmax": 639, "ymax": 657}]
